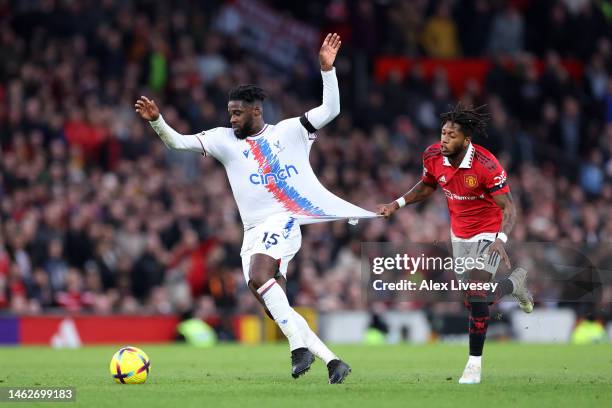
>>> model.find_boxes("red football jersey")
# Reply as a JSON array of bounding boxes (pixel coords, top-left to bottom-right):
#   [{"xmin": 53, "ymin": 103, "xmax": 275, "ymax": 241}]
[{"xmin": 421, "ymin": 143, "xmax": 510, "ymax": 238}]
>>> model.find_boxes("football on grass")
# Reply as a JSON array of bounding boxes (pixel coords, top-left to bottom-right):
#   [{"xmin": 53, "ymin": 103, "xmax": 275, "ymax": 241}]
[{"xmin": 109, "ymin": 346, "xmax": 151, "ymax": 384}]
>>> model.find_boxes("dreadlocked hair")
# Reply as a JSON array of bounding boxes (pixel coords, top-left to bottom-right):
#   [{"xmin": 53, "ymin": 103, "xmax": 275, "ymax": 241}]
[
  {"xmin": 228, "ymin": 84, "xmax": 267, "ymax": 103},
  {"xmin": 440, "ymin": 102, "xmax": 491, "ymax": 138}
]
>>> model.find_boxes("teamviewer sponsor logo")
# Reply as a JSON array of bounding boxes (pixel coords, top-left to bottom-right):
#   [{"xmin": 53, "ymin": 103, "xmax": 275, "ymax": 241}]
[
  {"xmin": 249, "ymin": 164, "xmax": 299, "ymax": 185},
  {"xmin": 442, "ymin": 188, "xmax": 485, "ymax": 201}
]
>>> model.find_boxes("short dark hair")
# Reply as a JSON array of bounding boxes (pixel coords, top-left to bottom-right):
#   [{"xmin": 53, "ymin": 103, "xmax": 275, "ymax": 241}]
[
  {"xmin": 228, "ymin": 84, "xmax": 267, "ymax": 103},
  {"xmin": 440, "ymin": 102, "xmax": 490, "ymax": 138}
]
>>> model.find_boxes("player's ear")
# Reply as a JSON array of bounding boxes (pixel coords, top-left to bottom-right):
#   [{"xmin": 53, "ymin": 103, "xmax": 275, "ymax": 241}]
[{"xmin": 252, "ymin": 104, "xmax": 262, "ymax": 118}]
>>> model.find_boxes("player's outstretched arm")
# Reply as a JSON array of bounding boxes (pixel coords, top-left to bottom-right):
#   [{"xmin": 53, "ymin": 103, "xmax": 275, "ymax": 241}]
[
  {"xmin": 135, "ymin": 96, "xmax": 206, "ymax": 153},
  {"xmin": 377, "ymin": 181, "xmax": 436, "ymax": 218},
  {"xmin": 303, "ymin": 33, "xmax": 342, "ymax": 130}
]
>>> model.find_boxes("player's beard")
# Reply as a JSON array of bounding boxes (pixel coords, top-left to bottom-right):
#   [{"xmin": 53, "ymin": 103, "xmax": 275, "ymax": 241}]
[{"xmin": 233, "ymin": 119, "xmax": 255, "ymax": 140}]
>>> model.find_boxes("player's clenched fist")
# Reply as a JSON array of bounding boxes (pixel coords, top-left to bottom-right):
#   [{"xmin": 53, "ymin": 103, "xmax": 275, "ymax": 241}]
[
  {"xmin": 377, "ymin": 202, "xmax": 399, "ymax": 218},
  {"xmin": 135, "ymin": 96, "xmax": 160, "ymax": 121}
]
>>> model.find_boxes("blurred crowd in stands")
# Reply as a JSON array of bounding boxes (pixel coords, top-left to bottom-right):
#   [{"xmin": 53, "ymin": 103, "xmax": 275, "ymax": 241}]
[{"xmin": 1, "ymin": 0, "xmax": 611, "ymax": 321}]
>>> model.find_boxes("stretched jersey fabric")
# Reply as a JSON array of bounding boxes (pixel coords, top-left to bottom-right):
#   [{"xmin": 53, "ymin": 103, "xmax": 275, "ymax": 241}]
[
  {"xmin": 151, "ymin": 115, "xmax": 377, "ymax": 230},
  {"xmin": 421, "ymin": 142, "xmax": 510, "ymax": 238}
]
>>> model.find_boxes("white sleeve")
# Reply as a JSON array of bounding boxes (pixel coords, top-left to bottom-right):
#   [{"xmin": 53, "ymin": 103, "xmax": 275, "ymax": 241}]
[
  {"xmin": 149, "ymin": 115, "xmax": 207, "ymax": 154},
  {"xmin": 303, "ymin": 68, "xmax": 340, "ymax": 130}
]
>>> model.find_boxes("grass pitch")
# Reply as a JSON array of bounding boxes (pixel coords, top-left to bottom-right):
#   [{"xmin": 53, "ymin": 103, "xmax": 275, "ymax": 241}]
[{"xmin": 1, "ymin": 343, "xmax": 610, "ymax": 408}]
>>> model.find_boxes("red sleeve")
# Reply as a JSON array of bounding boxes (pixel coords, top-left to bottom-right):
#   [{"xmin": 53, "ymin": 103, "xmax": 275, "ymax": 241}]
[
  {"xmin": 484, "ymin": 159, "xmax": 510, "ymax": 196},
  {"xmin": 421, "ymin": 154, "xmax": 438, "ymax": 187}
]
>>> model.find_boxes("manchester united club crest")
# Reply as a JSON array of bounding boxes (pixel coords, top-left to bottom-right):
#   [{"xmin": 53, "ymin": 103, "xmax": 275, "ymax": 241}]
[{"xmin": 464, "ymin": 174, "xmax": 478, "ymax": 188}]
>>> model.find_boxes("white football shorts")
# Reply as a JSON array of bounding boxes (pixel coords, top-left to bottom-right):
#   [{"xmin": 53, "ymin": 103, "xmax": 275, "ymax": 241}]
[
  {"xmin": 451, "ymin": 231, "xmax": 501, "ymax": 277},
  {"xmin": 240, "ymin": 214, "xmax": 302, "ymax": 283}
]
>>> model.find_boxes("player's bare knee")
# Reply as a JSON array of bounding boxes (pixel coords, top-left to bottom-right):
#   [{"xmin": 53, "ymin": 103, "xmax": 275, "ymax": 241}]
[
  {"xmin": 248, "ymin": 254, "xmax": 278, "ymax": 288},
  {"xmin": 248, "ymin": 268, "xmax": 268, "ymax": 288},
  {"xmin": 466, "ymin": 268, "xmax": 492, "ymax": 283}
]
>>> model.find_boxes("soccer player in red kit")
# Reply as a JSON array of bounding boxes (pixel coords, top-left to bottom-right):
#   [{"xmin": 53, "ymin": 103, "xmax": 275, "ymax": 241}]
[{"xmin": 378, "ymin": 104, "xmax": 533, "ymax": 384}]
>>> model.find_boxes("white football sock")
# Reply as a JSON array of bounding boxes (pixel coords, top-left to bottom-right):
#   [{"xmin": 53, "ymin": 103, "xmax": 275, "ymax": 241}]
[
  {"xmin": 468, "ymin": 355, "xmax": 482, "ymax": 366},
  {"xmin": 257, "ymin": 279, "xmax": 306, "ymax": 351},
  {"xmin": 292, "ymin": 309, "xmax": 338, "ymax": 364}
]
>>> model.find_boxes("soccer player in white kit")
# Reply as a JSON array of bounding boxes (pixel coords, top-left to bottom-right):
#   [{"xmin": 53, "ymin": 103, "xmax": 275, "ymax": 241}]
[{"xmin": 135, "ymin": 34, "xmax": 353, "ymax": 384}]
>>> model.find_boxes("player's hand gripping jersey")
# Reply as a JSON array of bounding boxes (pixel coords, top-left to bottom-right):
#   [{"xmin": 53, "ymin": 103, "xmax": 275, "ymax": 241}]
[{"xmin": 421, "ymin": 142, "xmax": 510, "ymax": 238}]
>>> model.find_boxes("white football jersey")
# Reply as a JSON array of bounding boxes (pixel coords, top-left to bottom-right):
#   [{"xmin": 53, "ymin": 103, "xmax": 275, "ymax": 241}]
[{"xmin": 191, "ymin": 118, "xmax": 374, "ymax": 229}]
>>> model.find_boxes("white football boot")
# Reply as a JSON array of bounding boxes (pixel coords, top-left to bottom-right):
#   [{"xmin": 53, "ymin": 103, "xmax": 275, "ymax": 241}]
[
  {"xmin": 508, "ymin": 267, "xmax": 534, "ymax": 313},
  {"xmin": 458, "ymin": 359, "xmax": 482, "ymax": 384}
]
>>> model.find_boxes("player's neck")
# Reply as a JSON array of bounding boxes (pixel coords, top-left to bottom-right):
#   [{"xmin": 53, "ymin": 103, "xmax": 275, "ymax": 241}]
[
  {"xmin": 249, "ymin": 120, "xmax": 265, "ymax": 136},
  {"xmin": 448, "ymin": 148, "xmax": 468, "ymax": 168}
]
